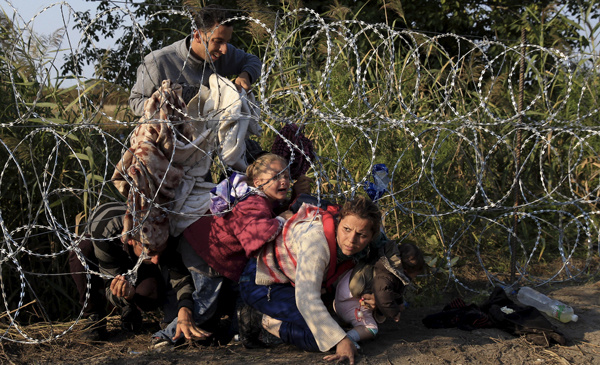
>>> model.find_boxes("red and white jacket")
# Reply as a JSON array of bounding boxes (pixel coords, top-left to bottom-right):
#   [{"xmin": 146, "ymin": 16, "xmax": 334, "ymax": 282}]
[{"xmin": 255, "ymin": 203, "xmax": 354, "ymax": 351}]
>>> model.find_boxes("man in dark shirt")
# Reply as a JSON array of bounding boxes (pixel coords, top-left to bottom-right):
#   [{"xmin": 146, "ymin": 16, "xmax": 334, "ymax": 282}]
[{"xmin": 69, "ymin": 202, "xmax": 208, "ymax": 341}]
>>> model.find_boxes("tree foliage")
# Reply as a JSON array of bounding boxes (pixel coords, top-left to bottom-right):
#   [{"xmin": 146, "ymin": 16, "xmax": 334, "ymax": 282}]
[{"xmin": 63, "ymin": 0, "xmax": 599, "ymax": 89}]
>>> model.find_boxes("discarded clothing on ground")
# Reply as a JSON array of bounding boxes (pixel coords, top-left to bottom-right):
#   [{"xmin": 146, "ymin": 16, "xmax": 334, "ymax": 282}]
[{"xmin": 422, "ymin": 286, "xmax": 566, "ymax": 347}]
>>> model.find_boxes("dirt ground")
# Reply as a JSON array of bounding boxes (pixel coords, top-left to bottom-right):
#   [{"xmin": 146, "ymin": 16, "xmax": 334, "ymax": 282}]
[{"xmin": 2, "ymin": 281, "xmax": 599, "ymax": 365}]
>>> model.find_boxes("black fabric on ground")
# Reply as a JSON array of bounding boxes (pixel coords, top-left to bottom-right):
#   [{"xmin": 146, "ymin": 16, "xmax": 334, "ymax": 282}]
[
  {"xmin": 481, "ymin": 287, "xmax": 567, "ymax": 346},
  {"xmin": 422, "ymin": 302, "xmax": 493, "ymax": 331},
  {"xmin": 422, "ymin": 286, "xmax": 567, "ymax": 347}
]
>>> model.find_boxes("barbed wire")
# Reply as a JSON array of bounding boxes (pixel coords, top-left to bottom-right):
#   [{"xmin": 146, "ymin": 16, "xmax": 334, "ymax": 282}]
[{"xmin": 1, "ymin": 1, "xmax": 599, "ymax": 343}]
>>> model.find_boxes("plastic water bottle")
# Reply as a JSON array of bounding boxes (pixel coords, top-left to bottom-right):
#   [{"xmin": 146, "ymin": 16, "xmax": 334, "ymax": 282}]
[{"xmin": 517, "ymin": 286, "xmax": 578, "ymax": 323}]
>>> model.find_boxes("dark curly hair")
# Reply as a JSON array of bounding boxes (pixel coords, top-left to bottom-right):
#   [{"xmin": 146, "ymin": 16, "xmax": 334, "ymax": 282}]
[
  {"xmin": 339, "ymin": 196, "xmax": 381, "ymax": 237},
  {"xmin": 193, "ymin": 4, "xmax": 233, "ymax": 31},
  {"xmin": 399, "ymin": 242, "xmax": 425, "ymax": 276}
]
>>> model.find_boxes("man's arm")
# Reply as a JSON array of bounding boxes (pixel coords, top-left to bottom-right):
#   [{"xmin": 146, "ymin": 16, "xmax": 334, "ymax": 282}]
[
  {"xmin": 93, "ymin": 237, "xmax": 134, "ymax": 308},
  {"xmin": 217, "ymin": 44, "xmax": 262, "ymax": 87},
  {"xmin": 235, "ymin": 71, "xmax": 252, "ymax": 92},
  {"xmin": 164, "ymin": 247, "xmax": 211, "ymax": 341},
  {"xmin": 164, "ymin": 248, "xmax": 195, "ymax": 313},
  {"xmin": 129, "ymin": 61, "xmax": 160, "ymax": 116}
]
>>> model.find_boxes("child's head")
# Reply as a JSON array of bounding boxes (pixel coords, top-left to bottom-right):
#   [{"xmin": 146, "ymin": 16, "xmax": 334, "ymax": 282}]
[
  {"xmin": 367, "ymin": 242, "xmax": 425, "ymax": 323},
  {"xmin": 398, "ymin": 242, "xmax": 425, "ymax": 281},
  {"xmin": 246, "ymin": 153, "xmax": 290, "ymax": 202}
]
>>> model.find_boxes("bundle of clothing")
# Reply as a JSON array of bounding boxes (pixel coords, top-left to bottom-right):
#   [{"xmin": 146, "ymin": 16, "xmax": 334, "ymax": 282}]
[
  {"xmin": 112, "ymin": 75, "xmax": 261, "ymax": 250},
  {"xmin": 422, "ymin": 286, "xmax": 567, "ymax": 347}
]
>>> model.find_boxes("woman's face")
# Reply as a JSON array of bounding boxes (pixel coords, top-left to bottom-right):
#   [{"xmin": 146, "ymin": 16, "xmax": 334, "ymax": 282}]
[
  {"xmin": 253, "ymin": 159, "xmax": 291, "ymax": 202},
  {"xmin": 336, "ymin": 214, "xmax": 374, "ymax": 256}
]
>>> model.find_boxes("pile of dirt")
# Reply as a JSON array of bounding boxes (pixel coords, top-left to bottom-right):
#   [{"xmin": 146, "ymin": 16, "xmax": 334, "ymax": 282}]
[{"xmin": 3, "ymin": 282, "xmax": 599, "ymax": 364}]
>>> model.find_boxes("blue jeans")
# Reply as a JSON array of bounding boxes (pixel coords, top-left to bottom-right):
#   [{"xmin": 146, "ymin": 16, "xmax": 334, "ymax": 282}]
[
  {"xmin": 239, "ymin": 258, "xmax": 319, "ymax": 352},
  {"xmin": 153, "ymin": 270, "xmax": 223, "ymax": 341}
]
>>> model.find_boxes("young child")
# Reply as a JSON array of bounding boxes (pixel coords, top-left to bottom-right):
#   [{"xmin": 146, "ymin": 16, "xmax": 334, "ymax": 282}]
[
  {"xmin": 333, "ymin": 242, "xmax": 425, "ymax": 345},
  {"xmin": 152, "ymin": 153, "xmax": 308, "ymax": 347}
]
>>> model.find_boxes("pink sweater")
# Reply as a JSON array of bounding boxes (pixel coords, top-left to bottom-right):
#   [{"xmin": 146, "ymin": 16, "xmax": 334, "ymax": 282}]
[{"xmin": 183, "ymin": 194, "xmax": 284, "ymax": 281}]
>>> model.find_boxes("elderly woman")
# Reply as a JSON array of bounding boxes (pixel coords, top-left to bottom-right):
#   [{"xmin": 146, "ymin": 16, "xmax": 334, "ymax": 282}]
[{"xmin": 238, "ymin": 196, "xmax": 381, "ymax": 365}]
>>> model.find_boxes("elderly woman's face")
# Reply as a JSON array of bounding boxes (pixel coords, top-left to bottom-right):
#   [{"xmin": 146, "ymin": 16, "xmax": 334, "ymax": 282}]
[{"xmin": 336, "ymin": 214, "xmax": 374, "ymax": 256}]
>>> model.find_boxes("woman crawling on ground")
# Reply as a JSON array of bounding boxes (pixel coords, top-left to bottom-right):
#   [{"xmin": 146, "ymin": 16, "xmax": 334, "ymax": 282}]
[{"xmin": 238, "ymin": 195, "xmax": 382, "ymax": 365}]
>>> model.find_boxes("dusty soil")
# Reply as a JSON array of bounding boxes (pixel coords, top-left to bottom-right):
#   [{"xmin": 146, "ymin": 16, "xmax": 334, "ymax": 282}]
[{"xmin": 2, "ymin": 281, "xmax": 599, "ymax": 365}]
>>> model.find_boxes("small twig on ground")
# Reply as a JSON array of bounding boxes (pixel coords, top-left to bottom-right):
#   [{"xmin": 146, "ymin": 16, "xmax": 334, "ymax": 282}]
[
  {"xmin": 551, "ymin": 344, "xmax": 586, "ymax": 355},
  {"xmin": 226, "ymin": 346, "xmax": 242, "ymax": 355},
  {"xmin": 87, "ymin": 347, "xmax": 122, "ymax": 360},
  {"xmin": 575, "ymin": 342, "xmax": 587, "ymax": 356},
  {"xmin": 571, "ymin": 341, "xmax": 600, "ymax": 355},
  {"xmin": 543, "ymin": 349, "xmax": 571, "ymax": 365},
  {"xmin": 173, "ymin": 342, "xmax": 189, "ymax": 350},
  {"xmin": 0, "ymin": 300, "xmax": 37, "ymax": 320},
  {"xmin": 579, "ymin": 340, "xmax": 600, "ymax": 349}
]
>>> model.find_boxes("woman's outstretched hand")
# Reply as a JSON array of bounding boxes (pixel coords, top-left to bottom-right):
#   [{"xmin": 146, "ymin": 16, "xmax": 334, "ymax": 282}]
[
  {"xmin": 279, "ymin": 210, "xmax": 294, "ymax": 220},
  {"xmin": 323, "ymin": 337, "xmax": 357, "ymax": 365}
]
